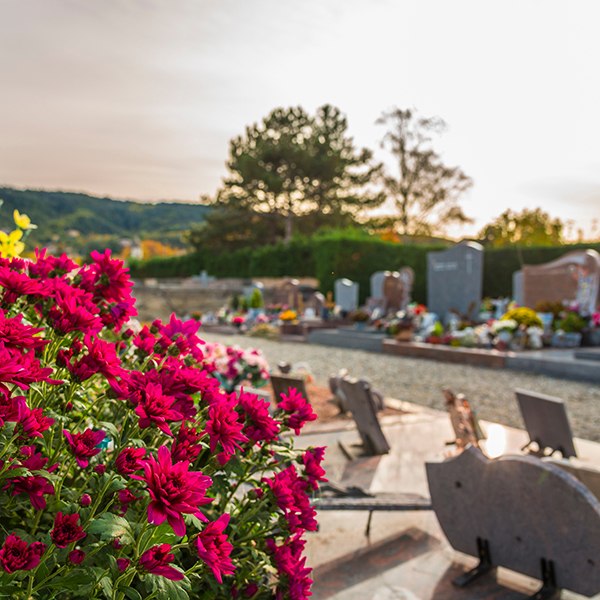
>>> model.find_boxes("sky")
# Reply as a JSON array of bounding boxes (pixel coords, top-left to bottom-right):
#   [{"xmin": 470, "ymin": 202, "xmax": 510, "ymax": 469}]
[{"xmin": 1, "ymin": 0, "xmax": 599, "ymax": 240}]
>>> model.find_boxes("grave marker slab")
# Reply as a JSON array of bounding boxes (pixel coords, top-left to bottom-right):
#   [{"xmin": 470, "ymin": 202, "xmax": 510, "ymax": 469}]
[
  {"xmin": 522, "ymin": 249, "xmax": 600, "ymax": 315},
  {"xmin": 515, "ymin": 388, "xmax": 577, "ymax": 458},
  {"xmin": 339, "ymin": 378, "xmax": 390, "ymax": 455},
  {"xmin": 426, "ymin": 446, "xmax": 600, "ymax": 596},
  {"xmin": 334, "ymin": 278, "xmax": 359, "ymax": 312},
  {"xmin": 272, "ymin": 279, "xmax": 301, "ymax": 309},
  {"xmin": 427, "ymin": 242, "xmax": 483, "ymax": 322},
  {"xmin": 270, "ymin": 374, "xmax": 308, "ymax": 406}
]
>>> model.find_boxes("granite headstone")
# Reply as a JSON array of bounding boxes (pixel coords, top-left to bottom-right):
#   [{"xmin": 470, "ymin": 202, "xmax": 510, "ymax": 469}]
[
  {"xmin": 427, "ymin": 242, "xmax": 484, "ymax": 322},
  {"xmin": 426, "ymin": 446, "xmax": 600, "ymax": 596},
  {"xmin": 334, "ymin": 278, "xmax": 359, "ymax": 312},
  {"xmin": 522, "ymin": 249, "xmax": 600, "ymax": 315},
  {"xmin": 512, "ymin": 270, "xmax": 523, "ymax": 305},
  {"xmin": 383, "ymin": 267, "xmax": 414, "ymax": 313},
  {"xmin": 272, "ymin": 279, "xmax": 301, "ymax": 310}
]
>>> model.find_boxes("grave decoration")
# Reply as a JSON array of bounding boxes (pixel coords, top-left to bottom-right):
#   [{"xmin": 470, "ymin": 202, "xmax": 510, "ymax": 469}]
[
  {"xmin": 0, "ymin": 248, "xmax": 321, "ymax": 600},
  {"xmin": 202, "ymin": 342, "xmax": 270, "ymax": 393},
  {"xmin": 443, "ymin": 389, "xmax": 484, "ymax": 451}
]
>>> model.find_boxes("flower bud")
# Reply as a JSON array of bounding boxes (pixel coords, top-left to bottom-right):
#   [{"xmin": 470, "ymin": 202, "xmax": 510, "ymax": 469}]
[
  {"xmin": 68, "ymin": 549, "xmax": 85, "ymax": 565},
  {"xmin": 122, "ymin": 328, "xmax": 134, "ymax": 340},
  {"xmin": 117, "ymin": 558, "xmax": 130, "ymax": 572},
  {"xmin": 150, "ymin": 320, "xmax": 161, "ymax": 334},
  {"xmin": 94, "ymin": 464, "xmax": 106, "ymax": 475},
  {"xmin": 80, "ymin": 494, "xmax": 92, "ymax": 507}
]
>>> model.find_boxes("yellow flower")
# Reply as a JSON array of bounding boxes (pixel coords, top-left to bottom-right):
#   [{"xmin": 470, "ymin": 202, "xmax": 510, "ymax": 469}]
[
  {"xmin": 0, "ymin": 229, "xmax": 25, "ymax": 258},
  {"xmin": 13, "ymin": 210, "xmax": 36, "ymax": 230}
]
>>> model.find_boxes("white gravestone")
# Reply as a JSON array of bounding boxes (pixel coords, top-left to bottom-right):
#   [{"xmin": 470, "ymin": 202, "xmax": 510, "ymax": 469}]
[
  {"xmin": 370, "ymin": 271, "xmax": 387, "ymax": 300},
  {"xmin": 334, "ymin": 278, "xmax": 359, "ymax": 312}
]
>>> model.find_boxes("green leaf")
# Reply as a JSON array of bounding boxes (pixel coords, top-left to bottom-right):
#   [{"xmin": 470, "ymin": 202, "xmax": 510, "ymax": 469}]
[
  {"xmin": 122, "ymin": 587, "xmax": 143, "ymax": 600},
  {"xmin": 0, "ymin": 467, "xmax": 31, "ymax": 480},
  {"xmin": 88, "ymin": 513, "xmax": 134, "ymax": 545},
  {"xmin": 99, "ymin": 421, "xmax": 119, "ymax": 440},
  {"xmin": 61, "ymin": 568, "xmax": 92, "ymax": 590},
  {"xmin": 99, "ymin": 575, "xmax": 113, "ymax": 600},
  {"xmin": 147, "ymin": 574, "xmax": 190, "ymax": 600},
  {"xmin": 147, "ymin": 522, "xmax": 180, "ymax": 547}
]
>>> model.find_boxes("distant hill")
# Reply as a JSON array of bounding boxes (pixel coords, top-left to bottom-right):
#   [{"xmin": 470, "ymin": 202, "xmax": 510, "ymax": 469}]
[{"xmin": 0, "ymin": 187, "xmax": 211, "ymax": 246}]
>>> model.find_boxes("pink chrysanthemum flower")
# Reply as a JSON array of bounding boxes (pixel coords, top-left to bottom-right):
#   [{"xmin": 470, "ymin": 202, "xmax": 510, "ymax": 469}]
[
  {"xmin": 205, "ymin": 401, "xmax": 248, "ymax": 457},
  {"xmin": 0, "ymin": 310, "xmax": 48, "ymax": 351},
  {"xmin": 139, "ymin": 544, "xmax": 184, "ymax": 581},
  {"xmin": 237, "ymin": 389, "xmax": 280, "ymax": 443},
  {"xmin": 4, "ymin": 445, "xmax": 58, "ymax": 509},
  {"xmin": 0, "ymin": 267, "xmax": 47, "ymax": 305},
  {"xmin": 51, "ymin": 512, "xmax": 86, "ymax": 548},
  {"xmin": 0, "ymin": 535, "xmax": 46, "ymax": 573},
  {"xmin": 194, "ymin": 513, "xmax": 235, "ymax": 583},
  {"xmin": 18, "ymin": 403, "xmax": 55, "ymax": 439},
  {"xmin": 134, "ymin": 383, "xmax": 183, "ymax": 437},
  {"xmin": 64, "ymin": 428, "xmax": 105, "ymax": 468},
  {"xmin": 302, "ymin": 447, "xmax": 327, "ymax": 490},
  {"xmin": 116, "ymin": 447, "xmax": 146, "ymax": 475},
  {"xmin": 131, "ymin": 446, "xmax": 213, "ymax": 537},
  {"xmin": 278, "ymin": 387, "xmax": 317, "ymax": 435},
  {"xmin": 171, "ymin": 423, "xmax": 204, "ymax": 463}
]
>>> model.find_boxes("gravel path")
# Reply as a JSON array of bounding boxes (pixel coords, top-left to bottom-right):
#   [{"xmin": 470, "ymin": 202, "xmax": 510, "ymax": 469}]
[{"xmin": 200, "ymin": 332, "xmax": 600, "ymax": 442}]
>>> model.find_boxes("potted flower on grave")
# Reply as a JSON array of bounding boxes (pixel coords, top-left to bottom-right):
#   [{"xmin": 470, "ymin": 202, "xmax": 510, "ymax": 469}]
[
  {"xmin": 491, "ymin": 318, "xmax": 518, "ymax": 350},
  {"xmin": 425, "ymin": 320, "xmax": 444, "ymax": 344},
  {"xmin": 279, "ymin": 309, "xmax": 297, "ymax": 323},
  {"xmin": 349, "ymin": 309, "xmax": 369, "ymax": 330},
  {"xmin": 390, "ymin": 318, "xmax": 414, "ymax": 341},
  {"xmin": 553, "ymin": 306, "xmax": 586, "ymax": 348},
  {"xmin": 586, "ymin": 307, "xmax": 600, "ymax": 346}
]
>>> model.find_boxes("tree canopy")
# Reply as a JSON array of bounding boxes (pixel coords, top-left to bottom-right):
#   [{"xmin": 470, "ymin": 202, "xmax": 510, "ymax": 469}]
[
  {"xmin": 478, "ymin": 208, "xmax": 564, "ymax": 247},
  {"xmin": 191, "ymin": 105, "xmax": 385, "ymax": 249},
  {"xmin": 371, "ymin": 107, "xmax": 473, "ymax": 238}
]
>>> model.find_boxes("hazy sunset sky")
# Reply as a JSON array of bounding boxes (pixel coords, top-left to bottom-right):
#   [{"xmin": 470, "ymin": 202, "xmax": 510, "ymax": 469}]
[{"xmin": 1, "ymin": 0, "xmax": 599, "ymax": 239}]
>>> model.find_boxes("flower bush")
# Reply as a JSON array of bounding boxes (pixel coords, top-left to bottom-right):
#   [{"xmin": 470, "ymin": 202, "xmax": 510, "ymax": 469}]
[
  {"xmin": 0, "ymin": 249, "xmax": 322, "ymax": 600},
  {"xmin": 202, "ymin": 342, "xmax": 270, "ymax": 393}
]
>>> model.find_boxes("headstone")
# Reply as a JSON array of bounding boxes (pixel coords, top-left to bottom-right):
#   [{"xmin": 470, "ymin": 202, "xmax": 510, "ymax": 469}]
[
  {"xmin": 270, "ymin": 374, "xmax": 308, "ymax": 405},
  {"xmin": 512, "ymin": 270, "xmax": 523, "ymax": 305},
  {"xmin": 426, "ymin": 446, "xmax": 600, "ymax": 596},
  {"xmin": 334, "ymin": 278, "xmax": 359, "ymax": 312},
  {"xmin": 382, "ymin": 268, "xmax": 414, "ymax": 313},
  {"xmin": 272, "ymin": 279, "xmax": 301, "ymax": 309},
  {"xmin": 339, "ymin": 377, "xmax": 390, "ymax": 455},
  {"xmin": 515, "ymin": 389, "xmax": 577, "ymax": 458},
  {"xmin": 521, "ymin": 249, "xmax": 600, "ymax": 316},
  {"xmin": 243, "ymin": 281, "xmax": 264, "ymax": 299},
  {"xmin": 306, "ymin": 291, "xmax": 325, "ymax": 314},
  {"xmin": 443, "ymin": 389, "xmax": 484, "ymax": 450},
  {"xmin": 427, "ymin": 242, "xmax": 484, "ymax": 323},
  {"xmin": 370, "ymin": 271, "xmax": 387, "ymax": 299}
]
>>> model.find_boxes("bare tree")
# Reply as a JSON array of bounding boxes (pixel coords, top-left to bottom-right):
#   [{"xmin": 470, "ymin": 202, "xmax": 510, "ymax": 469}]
[{"xmin": 375, "ymin": 107, "xmax": 473, "ymax": 238}]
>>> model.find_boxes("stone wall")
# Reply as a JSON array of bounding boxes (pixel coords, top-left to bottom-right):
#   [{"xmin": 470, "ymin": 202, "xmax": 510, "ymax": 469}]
[{"xmin": 131, "ymin": 276, "xmax": 319, "ymax": 322}]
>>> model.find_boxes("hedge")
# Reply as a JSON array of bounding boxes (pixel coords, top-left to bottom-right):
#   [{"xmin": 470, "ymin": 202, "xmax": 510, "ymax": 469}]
[{"xmin": 128, "ymin": 237, "xmax": 600, "ymax": 304}]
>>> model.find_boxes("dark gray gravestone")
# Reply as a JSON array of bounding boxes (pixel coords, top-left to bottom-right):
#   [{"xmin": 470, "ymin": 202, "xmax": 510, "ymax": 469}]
[
  {"xmin": 426, "ymin": 446, "xmax": 600, "ymax": 596},
  {"xmin": 515, "ymin": 389, "xmax": 577, "ymax": 458},
  {"xmin": 339, "ymin": 377, "xmax": 390, "ymax": 456},
  {"xmin": 270, "ymin": 374, "xmax": 308, "ymax": 405},
  {"xmin": 427, "ymin": 242, "xmax": 483, "ymax": 322}
]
